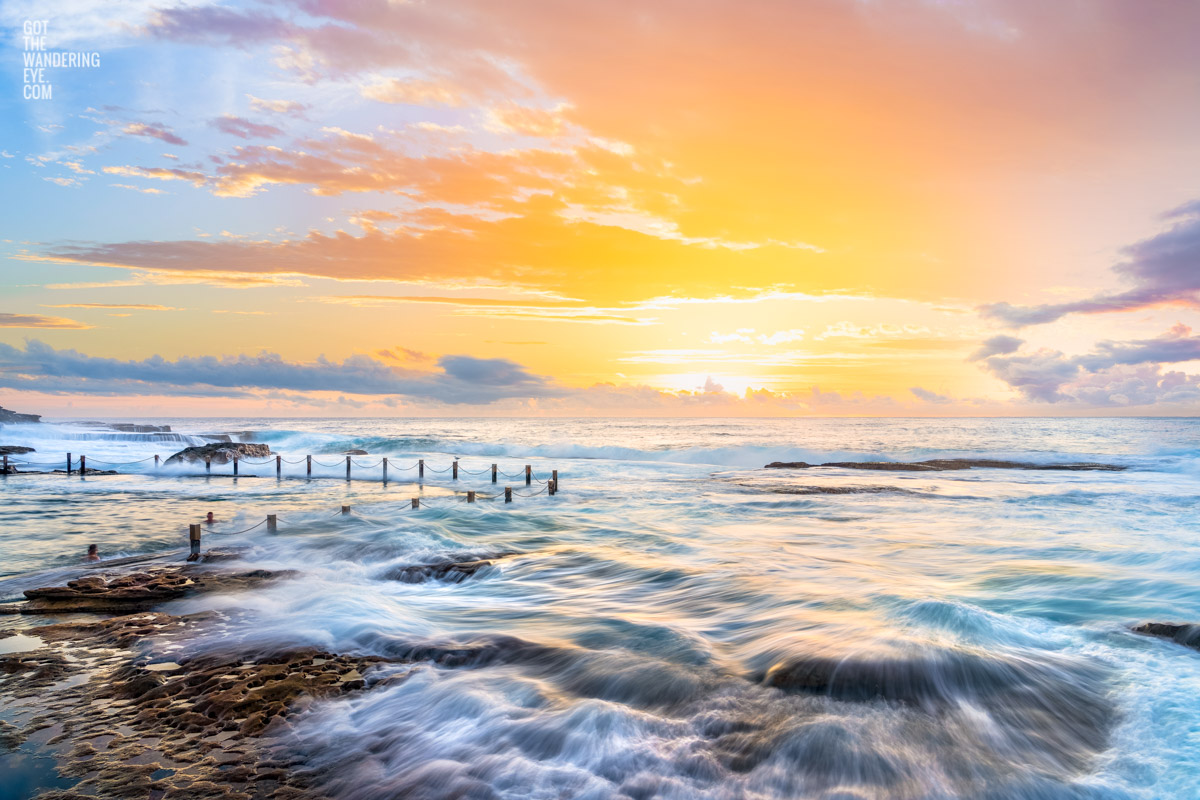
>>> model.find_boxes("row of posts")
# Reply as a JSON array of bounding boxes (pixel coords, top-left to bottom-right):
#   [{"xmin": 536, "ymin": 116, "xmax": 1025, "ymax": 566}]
[{"xmin": 9, "ymin": 455, "xmax": 558, "ymax": 492}]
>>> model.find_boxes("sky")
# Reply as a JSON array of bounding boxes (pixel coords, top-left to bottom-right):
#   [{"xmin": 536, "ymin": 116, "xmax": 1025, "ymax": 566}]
[{"xmin": 2, "ymin": 0, "xmax": 1200, "ymax": 417}]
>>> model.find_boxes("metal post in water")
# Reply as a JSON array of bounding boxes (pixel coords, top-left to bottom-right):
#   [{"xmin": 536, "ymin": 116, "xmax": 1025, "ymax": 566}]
[
  {"xmin": 188, "ymin": 524, "xmax": 202, "ymax": 561},
  {"xmin": 505, "ymin": 486, "xmax": 512, "ymax": 503},
  {"xmin": 419, "ymin": 459, "xmax": 424, "ymax": 479},
  {"xmin": 206, "ymin": 456, "xmax": 211, "ymax": 474},
  {"xmin": 525, "ymin": 464, "xmax": 531, "ymax": 485},
  {"xmin": 411, "ymin": 497, "xmax": 419, "ymax": 509},
  {"xmin": 154, "ymin": 454, "xmax": 160, "ymax": 469},
  {"xmin": 552, "ymin": 469, "xmax": 558, "ymax": 488},
  {"xmin": 453, "ymin": 460, "xmax": 458, "ymax": 480},
  {"xmin": 492, "ymin": 464, "xmax": 497, "ymax": 483},
  {"xmin": 2, "ymin": 454, "xmax": 7, "ymax": 474},
  {"xmin": 382, "ymin": 457, "xmax": 388, "ymax": 483},
  {"xmin": 549, "ymin": 480, "xmax": 556, "ymax": 496},
  {"xmin": 467, "ymin": 490, "xmax": 475, "ymax": 503},
  {"xmin": 341, "ymin": 505, "xmax": 351, "ymax": 515},
  {"xmin": 67, "ymin": 452, "xmax": 72, "ymax": 475},
  {"xmin": 233, "ymin": 456, "xmax": 239, "ymax": 477},
  {"xmin": 267, "ymin": 514, "xmax": 277, "ymax": 532},
  {"xmin": 346, "ymin": 456, "xmax": 351, "ymax": 482},
  {"xmin": 307, "ymin": 455, "xmax": 312, "ymax": 477},
  {"xmin": 79, "ymin": 454, "xmax": 86, "ymax": 477},
  {"xmin": 276, "ymin": 455, "xmax": 281, "ymax": 478}
]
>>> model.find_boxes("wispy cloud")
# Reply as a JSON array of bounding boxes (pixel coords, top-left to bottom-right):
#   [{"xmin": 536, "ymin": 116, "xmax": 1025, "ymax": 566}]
[{"xmin": 0, "ymin": 313, "xmax": 91, "ymax": 329}]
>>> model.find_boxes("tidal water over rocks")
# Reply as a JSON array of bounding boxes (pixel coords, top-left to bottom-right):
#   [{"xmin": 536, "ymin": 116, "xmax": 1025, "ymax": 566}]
[{"xmin": 3, "ymin": 417, "xmax": 1200, "ymax": 799}]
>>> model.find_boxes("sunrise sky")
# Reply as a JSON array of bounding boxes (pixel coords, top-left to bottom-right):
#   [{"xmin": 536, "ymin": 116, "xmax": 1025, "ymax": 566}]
[{"xmin": 3, "ymin": 0, "xmax": 1200, "ymax": 416}]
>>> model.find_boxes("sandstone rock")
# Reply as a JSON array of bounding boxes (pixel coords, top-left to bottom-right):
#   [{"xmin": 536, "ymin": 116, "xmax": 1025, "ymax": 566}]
[
  {"xmin": 165, "ymin": 442, "xmax": 273, "ymax": 465},
  {"xmin": 343, "ymin": 449, "xmax": 368, "ymax": 455},
  {"xmin": 5, "ymin": 567, "xmax": 295, "ymax": 614}
]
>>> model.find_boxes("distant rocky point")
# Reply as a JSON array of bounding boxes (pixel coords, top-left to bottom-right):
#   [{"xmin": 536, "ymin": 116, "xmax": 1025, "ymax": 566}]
[
  {"xmin": 165, "ymin": 442, "xmax": 273, "ymax": 465},
  {"xmin": 764, "ymin": 458, "xmax": 1126, "ymax": 472},
  {"xmin": 0, "ymin": 406, "xmax": 41, "ymax": 425}
]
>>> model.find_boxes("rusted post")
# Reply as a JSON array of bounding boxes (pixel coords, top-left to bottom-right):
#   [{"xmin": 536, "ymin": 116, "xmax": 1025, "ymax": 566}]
[
  {"xmin": 492, "ymin": 463, "xmax": 497, "ymax": 483},
  {"xmin": 188, "ymin": 524, "xmax": 202, "ymax": 562},
  {"xmin": 206, "ymin": 456, "xmax": 212, "ymax": 474},
  {"xmin": 306, "ymin": 455, "xmax": 312, "ymax": 476},
  {"xmin": 525, "ymin": 464, "xmax": 531, "ymax": 485},
  {"xmin": 552, "ymin": 469, "xmax": 558, "ymax": 487},
  {"xmin": 276, "ymin": 455, "xmax": 282, "ymax": 478},
  {"xmin": 411, "ymin": 497, "xmax": 419, "ymax": 509},
  {"xmin": 233, "ymin": 455, "xmax": 239, "ymax": 477},
  {"xmin": 267, "ymin": 514, "xmax": 277, "ymax": 532},
  {"xmin": 154, "ymin": 454, "xmax": 160, "ymax": 469},
  {"xmin": 419, "ymin": 459, "xmax": 424, "ymax": 478},
  {"xmin": 382, "ymin": 457, "xmax": 388, "ymax": 483},
  {"xmin": 346, "ymin": 456, "xmax": 351, "ymax": 482},
  {"xmin": 2, "ymin": 454, "xmax": 7, "ymax": 474},
  {"xmin": 341, "ymin": 505, "xmax": 351, "ymax": 515},
  {"xmin": 467, "ymin": 490, "xmax": 476, "ymax": 503},
  {"xmin": 67, "ymin": 452, "xmax": 72, "ymax": 475},
  {"xmin": 79, "ymin": 454, "xmax": 86, "ymax": 477},
  {"xmin": 453, "ymin": 460, "xmax": 458, "ymax": 480},
  {"xmin": 548, "ymin": 480, "xmax": 556, "ymax": 496},
  {"xmin": 505, "ymin": 486, "xmax": 512, "ymax": 503}
]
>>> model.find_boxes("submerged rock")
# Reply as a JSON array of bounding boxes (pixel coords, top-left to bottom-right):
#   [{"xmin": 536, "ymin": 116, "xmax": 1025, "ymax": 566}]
[
  {"xmin": 109, "ymin": 423, "xmax": 172, "ymax": 433},
  {"xmin": 379, "ymin": 552, "xmax": 520, "ymax": 584},
  {"xmin": 165, "ymin": 442, "xmax": 273, "ymax": 465},
  {"xmin": 765, "ymin": 458, "xmax": 1126, "ymax": 472},
  {"xmin": 0, "ymin": 445, "xmax": 34, "ymax": 455},
  {"xmin": 1132, "ymin": 622, "xmax": 1200, "ymax": 651},
  {"xmin": 343, "ymin": 449, "xmax": 369, "ymax": 455}
]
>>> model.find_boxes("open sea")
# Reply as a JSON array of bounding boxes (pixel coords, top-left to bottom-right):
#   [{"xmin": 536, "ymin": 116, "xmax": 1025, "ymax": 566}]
[{"xmin": 2, "ymin": 416, "xmax": 1200, "ymax": 799}]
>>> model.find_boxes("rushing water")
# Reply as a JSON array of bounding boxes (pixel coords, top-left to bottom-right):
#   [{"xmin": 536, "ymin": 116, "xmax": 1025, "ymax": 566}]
[{"xmin": 3, "ymin": 417, "xmax": 1200, "ymax": 799}]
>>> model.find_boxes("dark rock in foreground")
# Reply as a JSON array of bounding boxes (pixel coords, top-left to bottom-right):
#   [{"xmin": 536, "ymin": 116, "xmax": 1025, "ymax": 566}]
[
  {"xmin": 1132, "ymin": 622, "xmax": 1200, "ymax": 651},
  {"xmin": 0, "ymin": 406, "xmax": 40, "ymax": 424},
  {"xmin": 0, "ymin": 445, "xmax": 34, "ymax": 455},
  {"xmin": 765, "ymin": 458, "xmax": 1126, "ymax": 472},
  {"xmin": 165, "ymin": 441, "xmax": 273, "ymax": 465}
]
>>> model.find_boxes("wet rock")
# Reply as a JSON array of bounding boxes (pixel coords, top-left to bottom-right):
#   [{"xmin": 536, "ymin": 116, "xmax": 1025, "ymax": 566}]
[
  {"xmin": 1132, "ymin": 622, "xmax": 1200, "ymax": 651},
  {"xmin": 765, "ymin": 458, "xmax": 1126, "ymax": 472},
  {"xmin": 4, "ymin": 567, "xmax": 295, "ymax": 614},
  {"xmin": 757, "ymin": 649, "xmax": 1113, "ymax": 771},
  {"xmin": 110, "ymin": 423, "xmax": 172, "ymax": 433},
  {"xmin": 0, "ymin": 405, "xmax": 40, "ymax": 424},
  {"xmin": 0, "ymin": 445, "xmax": 34, "ymax": 455},
  {"xmin": 165, "ymin": 443, "xmax": 273, "ymax": 466},
  {"xmin": 382, "ymin": 559, "xmax": 496, "ymax": 584},
  {"xmin": 342, "ymin": 449, "xmax": 368, "ymax": 456}
]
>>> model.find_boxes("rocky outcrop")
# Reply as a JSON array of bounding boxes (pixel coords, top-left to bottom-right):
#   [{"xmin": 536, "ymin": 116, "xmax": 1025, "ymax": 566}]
[
  {"xmin": 0, "ymin": 445, "xmax": 34, "ymax": 455},
  {"xmin": 0, "ymin": 406, "xmax": 40, "ymax": 424},
  {"xmin": 165, "ymin": 442, "xmax": 272, "ymax": 465},
  {"xmin": 380, "ymin": 552, "xmax": 520, "ymax": 584},
  {"xmin": 110, "ymin": 423, "xmax": 172, "ymax": 433},
  {"xmin": 344, "ymin": 449, "xmax": 369, "ymax": 455},
  {"xmin": 765, "ymin": 458, "xmax": 1126, "ymax": 472},
  {"xmin": 0, "ymin": 567, "xmax": 295, "ymax": 614},
  {"xmin": 1132, "ymin": 622, "xmax": 1200, "ymax": 651}
]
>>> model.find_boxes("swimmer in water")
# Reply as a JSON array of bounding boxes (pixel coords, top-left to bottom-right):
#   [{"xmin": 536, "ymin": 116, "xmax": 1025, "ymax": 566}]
[
  {"xmin": 206, "ymin": 511, "xmax": 215, "ymax": 525},
  {"xmin": 85, "ymin": 544, "xmax": 100, "ymax": 562}
]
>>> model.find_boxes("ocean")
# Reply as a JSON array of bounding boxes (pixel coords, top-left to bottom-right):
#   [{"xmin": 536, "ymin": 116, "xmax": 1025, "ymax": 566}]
[{"xmin": 2, "ymin": 416, "xmax": 1200, "ymax": 799}]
